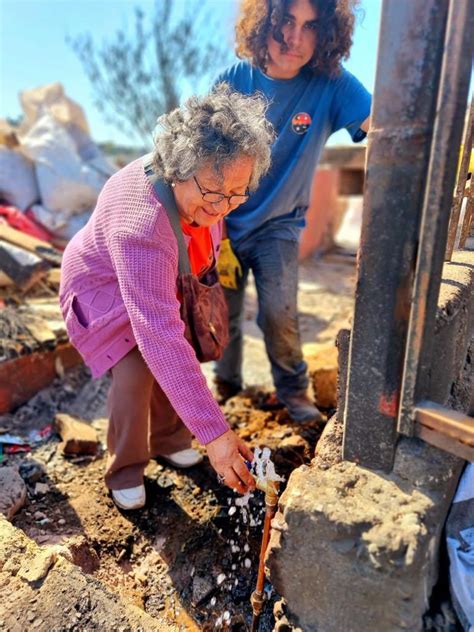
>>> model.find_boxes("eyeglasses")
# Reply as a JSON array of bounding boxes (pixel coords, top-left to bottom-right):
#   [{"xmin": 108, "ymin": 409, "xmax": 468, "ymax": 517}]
[{"xmin": 193, "ymin": 176, "xmax": 250, "ymax": 207}]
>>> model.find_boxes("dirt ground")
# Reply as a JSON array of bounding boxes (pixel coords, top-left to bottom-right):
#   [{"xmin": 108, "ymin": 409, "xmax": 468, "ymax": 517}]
[{"xmin": 1, "ymin": 254, "xmax": 356, "ymax": 631}]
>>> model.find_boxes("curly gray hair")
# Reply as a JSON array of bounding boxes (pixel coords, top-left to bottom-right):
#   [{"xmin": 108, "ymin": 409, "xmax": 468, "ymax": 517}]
[{"xmin": 152, "ymin": 83, "xmax": 274, "ymax": 190}]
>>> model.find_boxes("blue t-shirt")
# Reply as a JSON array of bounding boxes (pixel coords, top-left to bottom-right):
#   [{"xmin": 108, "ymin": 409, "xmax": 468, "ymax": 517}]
[{"xmin": 216, "ymin": 61, "xmax": 371, "ymax": 246}]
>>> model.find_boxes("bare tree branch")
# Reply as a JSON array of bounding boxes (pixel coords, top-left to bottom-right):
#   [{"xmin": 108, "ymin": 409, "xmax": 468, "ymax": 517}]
[{"xmin": 68, "ymin": 0, "xmax": 234, "ymax": 145}]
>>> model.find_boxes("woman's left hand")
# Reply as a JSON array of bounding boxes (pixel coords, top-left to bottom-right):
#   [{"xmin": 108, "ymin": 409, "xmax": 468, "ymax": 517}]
[{"xmin": 206, "ymin": 429, "xmax": 256, "ymax": 494}]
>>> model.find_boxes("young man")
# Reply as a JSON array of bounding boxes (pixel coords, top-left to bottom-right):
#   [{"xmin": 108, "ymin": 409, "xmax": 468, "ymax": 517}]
[{"xmin": 215, "ymin": 0, "xmax": 371, "ymax": 422}]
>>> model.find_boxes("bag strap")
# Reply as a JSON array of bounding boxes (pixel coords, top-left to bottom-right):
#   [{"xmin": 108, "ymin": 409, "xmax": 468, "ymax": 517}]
[{"xmin": 143, "ymin": 154, "xmax": 191, "ymax": 275}]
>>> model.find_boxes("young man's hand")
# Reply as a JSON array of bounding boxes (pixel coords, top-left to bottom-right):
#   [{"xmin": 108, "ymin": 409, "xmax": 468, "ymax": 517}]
[{"xmin": 217, "ymin": 239, "xmax": 242, "ymax": 290}]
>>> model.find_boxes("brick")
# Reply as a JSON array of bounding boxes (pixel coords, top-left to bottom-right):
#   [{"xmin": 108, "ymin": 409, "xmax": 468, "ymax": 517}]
[{"xmin": 55, "ymin": 413, "xmax": 99, "ymax": 456}]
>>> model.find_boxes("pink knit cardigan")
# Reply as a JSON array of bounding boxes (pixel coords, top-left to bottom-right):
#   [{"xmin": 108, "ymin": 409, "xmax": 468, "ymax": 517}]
[{"xmin": 59, "ymin": 157, "xmax": 229, "ymax": 445}]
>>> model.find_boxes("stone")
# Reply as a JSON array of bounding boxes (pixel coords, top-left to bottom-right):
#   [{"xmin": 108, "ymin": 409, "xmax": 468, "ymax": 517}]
[
  {"xmin": 58, "ymin": 535, "xmax": 100, "ymax": 573},
  {"xmin": 274, "ymin": 618, "xmax": 293, "ymax": 632},
  {"xmin": 305, "ymin": 343, "xmax": 338, "ymax": 409},
  {"xmin": 279, "ymin": 435, "xmax": 309, "ymax": 451},
  {"xmin": 313, "ymin": 415, "xmax": 343, "ymax": 468},
  {"xmin": 54, "ymin": 413, "xmax": 99, "ymax": 456},
  {"xmin": 156, "ymin": 474, "xmax": 174, "ymax": 489},
  {"xmin": 18, "ymin": 548, "xmax": 58, "ymax": 582},
  {"xmin": 0, "ymin": 467, "xmax": 27, "ymax": 520},
  {"xmin": 274, "ymin": 598, "xmax": 288, "ymax": 619},
  {"xmin": 19, "ymin": 461, "xmax": 45, "ymax": 485},
  {"xmin": 34, "ymin": 483, "xmax": 49, "ymax": 495},
  {"xmin": 0, "ymin": 516, "xmax": 166, "ymax": 629},
  {"xmin": 278, "ymin": 435, "xmax": 310, "ymax": 461},
  {"xmin": 191, "ymin": 575, "xmax": 214, "ymax": 606}
]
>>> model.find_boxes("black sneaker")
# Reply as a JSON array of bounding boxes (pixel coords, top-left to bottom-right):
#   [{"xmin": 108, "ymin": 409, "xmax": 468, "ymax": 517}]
[
  {"xmin": 213, "ymin": 377, "xmax": 242, "ymax": 404},
  {"xmin": 280, "ymin": 392, "xmax": 323, "ymax": 423}
]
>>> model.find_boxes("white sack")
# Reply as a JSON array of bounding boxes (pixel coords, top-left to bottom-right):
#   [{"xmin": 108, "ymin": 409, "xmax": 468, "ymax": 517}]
[
  {"xmin": 19, "ymin": 83, "xmax": 89, "ymax": 135},
  {"xmin": 21, "ymin": 114, "xmax": 110, "ymax": 215},
  {"xmin": 0, "ymin": 146, "xmax": 39, "ymax": 211},
  {"xmin": 447, "ymin": 463, "xmax": 474, "ymax": 631},
  {"xmin": 29, "ymin": 204, "xmax": 91, "ymax": 240},
  {"xmin": 334, "ymin": 195, "xmax": 364, "ymax": 254},
  {"xmin": 67, "ymin": 124, "xmax": 116, "ymax": 178}
]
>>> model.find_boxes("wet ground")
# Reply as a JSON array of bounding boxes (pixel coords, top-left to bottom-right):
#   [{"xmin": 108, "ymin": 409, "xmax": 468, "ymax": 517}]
[
  {"xmin": 6, "ymin": 367, "xmax": 324, "ymax": 631},
  {"xmin": 1, "ymin": 254, "xmax": 353, "ymax": 630}
]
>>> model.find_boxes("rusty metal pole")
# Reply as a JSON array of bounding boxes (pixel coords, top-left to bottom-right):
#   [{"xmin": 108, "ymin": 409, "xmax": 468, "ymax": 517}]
[
  {"xmin": 398, "ymin": 0, "xmax": 474, "ymax": 436},
  {"xmin": 446, "ymin": 98, "xmax": 474, "ymax": 259},
  {"xmin": 343, "ymin": 0, "xmax": 450, "ymax": 471}
]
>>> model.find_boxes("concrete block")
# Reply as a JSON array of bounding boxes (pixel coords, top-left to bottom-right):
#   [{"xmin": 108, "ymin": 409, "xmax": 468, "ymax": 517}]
[
  {"xmin": 429, "ymin": 251, "xmax": 474, "ymax": 404},
  {"xmin": 267, "ymin": 250, "xmax": 473, "ymax": 631},
  {"xmin": 268, "ymin": 454, "xmax": 461, "ymax": 632},
  {"xmin": 313, "ymin": 414, "xmax": 343, "ymax": 468},
  {"xmin": 448, "ymin": 339, "xmax": 473, "ymax": 412}
]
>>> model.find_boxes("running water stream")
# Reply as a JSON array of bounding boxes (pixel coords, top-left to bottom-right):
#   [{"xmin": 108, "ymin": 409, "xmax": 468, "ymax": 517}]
[{"xmin": 213, "ymin": 447, "xmax": 284, "ymax": 628}]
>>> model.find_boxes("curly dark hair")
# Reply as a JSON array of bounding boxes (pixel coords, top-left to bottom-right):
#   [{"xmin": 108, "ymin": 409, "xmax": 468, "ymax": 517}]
[{"xmin": 235, "ymin": 0, "xmax": 359, "ymax": 78}]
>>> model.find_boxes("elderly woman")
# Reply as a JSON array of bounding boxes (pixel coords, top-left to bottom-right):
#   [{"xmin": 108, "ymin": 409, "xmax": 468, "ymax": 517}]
[{"xmin": 60, "ymin": 85, "xmax": 273, "ymax": 510}]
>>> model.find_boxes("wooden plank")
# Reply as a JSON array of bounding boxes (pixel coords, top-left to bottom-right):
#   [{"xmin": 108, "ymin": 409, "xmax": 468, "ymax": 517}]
[
  {"xmin": 415, "ymin": 402, "xmax": 474, "ymax": 446},
  {"xmin": 46, "ymin": 267, "xmax": 61, "ymax": 287},
  {"xmin": 0, "ymin": 240, "xmax": 50, "ymax": 291},
  {"xmin": 0, "ymin": 271, "xmax": 13, "ymax": 287},
  {"xmin": 23, "ymin": 298, "xmax": 65, "ymax": 337},
  {"xmin": 0, "ymin": 343, "xmax": 82, "ymax": 413},
  {"xmin": 0, "ymin": 224, "xmax": 62, "ymax": 266},
  {"xmin": 22, "ymin": 316, "xmax": 56, "ymax": 346},
  {"xmin": 415, "ymin": 425, "xmax": 474, "ymax": 462},
  {"xmin": 446, "ymin": 98, "xmax": 474, "ymax": 259},
  {"xmin": 320, "ymin": 146, "xmax": 366, "ymax": 170}
]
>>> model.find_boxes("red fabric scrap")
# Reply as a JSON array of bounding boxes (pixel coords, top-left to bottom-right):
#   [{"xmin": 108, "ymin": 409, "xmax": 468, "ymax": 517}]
[{"xmin": 0, "ymin": 205, "xmax": 54, "ymax": 242}]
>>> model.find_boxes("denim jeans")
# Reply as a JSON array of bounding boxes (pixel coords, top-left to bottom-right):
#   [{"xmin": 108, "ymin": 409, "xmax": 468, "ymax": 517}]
[{"xmin": 215, "ymin": 236, "xmax": 308, "ymax": 399}]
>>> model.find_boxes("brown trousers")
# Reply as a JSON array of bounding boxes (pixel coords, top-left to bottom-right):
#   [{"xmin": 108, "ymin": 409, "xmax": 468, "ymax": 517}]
[{"xmin": 105, "ymin": 346, "xmax": 192, "ymax": 490}]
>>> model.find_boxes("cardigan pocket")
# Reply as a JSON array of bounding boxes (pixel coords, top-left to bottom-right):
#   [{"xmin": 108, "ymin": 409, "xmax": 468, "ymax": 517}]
[{"xmin": 65, "ymin": 295, "xmax": 89, "ymax": 337}]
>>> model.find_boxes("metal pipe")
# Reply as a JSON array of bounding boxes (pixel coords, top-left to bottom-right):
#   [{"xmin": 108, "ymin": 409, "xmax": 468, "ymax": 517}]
[
  {"xmin": 397, "ymin": 0, "xmax": 474, "ymax": 436},
  {"xmin": 250, "ymin": 479, "xmax": 280, "ymax": 632}
]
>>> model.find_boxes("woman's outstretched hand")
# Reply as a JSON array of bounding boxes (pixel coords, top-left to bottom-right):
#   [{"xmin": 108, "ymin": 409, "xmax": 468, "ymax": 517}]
[{"xmin": 206, "ymin": 429, "xmax": 256, "ymax": 494}]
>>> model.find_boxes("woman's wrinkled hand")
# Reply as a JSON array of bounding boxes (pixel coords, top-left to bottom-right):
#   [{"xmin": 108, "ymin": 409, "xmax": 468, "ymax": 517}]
[{"xmin": 206, "ymin": 429, "xmax": 256, "ymax": 494}]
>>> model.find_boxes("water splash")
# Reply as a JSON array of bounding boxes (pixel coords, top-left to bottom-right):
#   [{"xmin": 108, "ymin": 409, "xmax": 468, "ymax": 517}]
[{"xmin": 211, "ymin": 446, "xmax": 284, "ymax": 628}]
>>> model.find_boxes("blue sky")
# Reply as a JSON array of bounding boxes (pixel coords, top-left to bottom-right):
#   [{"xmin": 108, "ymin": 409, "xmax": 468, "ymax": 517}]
[{"xmin": 0, "ymin": 0, "xmax": 382, "ymax": 147}]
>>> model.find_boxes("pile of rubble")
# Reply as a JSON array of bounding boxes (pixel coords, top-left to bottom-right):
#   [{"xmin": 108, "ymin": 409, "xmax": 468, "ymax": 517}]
[
  {"xmin": 0, "ymin": 82, "xmax": 116, "ymax": 297},
  {"xmin": 0, "ymin": 84, "xmax": 117, "ymax": 432},
  {"xmin": 0, "ymin": 82, "xmax": 116, "ymax": 243}
]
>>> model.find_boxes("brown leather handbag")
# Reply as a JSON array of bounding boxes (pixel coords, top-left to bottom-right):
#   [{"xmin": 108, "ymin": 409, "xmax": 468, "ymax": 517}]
[{"xmin": 144, "ymin": 159, "xmax": 229, "ymax": 363}]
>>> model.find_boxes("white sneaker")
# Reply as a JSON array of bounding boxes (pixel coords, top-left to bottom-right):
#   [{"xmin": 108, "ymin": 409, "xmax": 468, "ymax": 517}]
[
  {"xmin": 111, "ymin": 484, "xmax": 146, "ymax": 510},
  {"xmin": 161, "ymin": 448, "xmax": 203, "ymax": 468}
]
